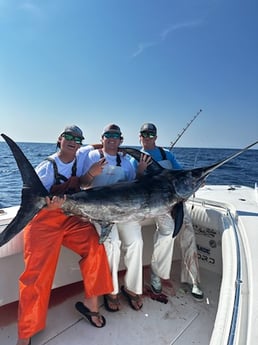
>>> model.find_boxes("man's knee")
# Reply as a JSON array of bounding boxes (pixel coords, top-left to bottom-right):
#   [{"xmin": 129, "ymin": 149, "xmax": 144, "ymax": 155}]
[{"xmin": 157, "ymin": 226, "xmax": 173, "ymax": 237}]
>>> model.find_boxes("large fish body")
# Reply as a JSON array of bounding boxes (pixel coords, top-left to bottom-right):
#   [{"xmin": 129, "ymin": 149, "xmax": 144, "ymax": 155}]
[{"xmin": 0, "ymin": 133, "xmax": 257, "ymax": 246}]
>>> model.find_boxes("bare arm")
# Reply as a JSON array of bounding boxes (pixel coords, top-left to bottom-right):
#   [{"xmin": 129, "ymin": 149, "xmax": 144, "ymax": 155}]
[{"xmin": 80, "ymin": 157, "xmax": 106, "ymax": 188}]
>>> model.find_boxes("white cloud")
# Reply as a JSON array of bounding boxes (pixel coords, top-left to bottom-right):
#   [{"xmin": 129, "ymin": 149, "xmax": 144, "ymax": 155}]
[
  {"xmin": 131, "ymin": 41, "xmax": 158, "ymax": 58},
  {"xmin": 0, "ymin": 0, "xmax": 42, "ymax": 18},
  {"xmin": 131, "ymin": 20, "xmax": 202, "ymax": 58},
  {"xmin": 19, "ymin": 1, "xmax": 41, "ymax": 15},
  {"xmin": 160, "ymin": 20, "xmax": 201, "ymax": 41}
]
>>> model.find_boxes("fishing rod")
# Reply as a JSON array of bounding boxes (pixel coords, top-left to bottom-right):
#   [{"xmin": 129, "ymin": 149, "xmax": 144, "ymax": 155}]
[{"xmin": 169, "ymin": 109, "xmax": 203, "ymax": 150}]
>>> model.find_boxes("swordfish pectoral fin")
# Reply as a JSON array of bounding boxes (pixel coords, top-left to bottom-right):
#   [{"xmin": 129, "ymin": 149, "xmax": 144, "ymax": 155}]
[
  {"xmin": 171, "ymin": 202, "xmax": 184, "ymax": 238},
  {"xmin": 0, "ymin": 134, "xmax": 49, "ymax": 247}
]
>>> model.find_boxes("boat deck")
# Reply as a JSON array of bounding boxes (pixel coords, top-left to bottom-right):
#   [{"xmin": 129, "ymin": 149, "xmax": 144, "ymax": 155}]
[{"xmin": 0, "ymin": 262, "xmax": 221, "ymax": 345}]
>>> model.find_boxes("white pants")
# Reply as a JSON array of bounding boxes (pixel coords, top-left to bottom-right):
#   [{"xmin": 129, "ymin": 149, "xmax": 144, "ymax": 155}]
[
  {"xmin": 176, "ymin": 206, "xmax": 200, "ymax": 285},
  {"xmin": 95, "ymin": 221, "xmax": 143, "ymax": 295},
  {"xmin": 151, "ymin": 205, "xmax": 200, "ymax": 285},
  {"xmin": 151, "ymin": 213, "xmax": 175, "ymax": 280}
]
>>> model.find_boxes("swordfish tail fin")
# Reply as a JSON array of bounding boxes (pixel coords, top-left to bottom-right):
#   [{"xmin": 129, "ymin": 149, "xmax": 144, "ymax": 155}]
[{"xmin": 0, "ymin": 133, "xmax": 49, "ymax": 247}]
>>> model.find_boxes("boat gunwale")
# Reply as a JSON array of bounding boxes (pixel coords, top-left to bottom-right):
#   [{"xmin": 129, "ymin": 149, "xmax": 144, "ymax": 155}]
[{"xmin": 188, "ymin": 193, "xmax": 252, "ymax": 345}]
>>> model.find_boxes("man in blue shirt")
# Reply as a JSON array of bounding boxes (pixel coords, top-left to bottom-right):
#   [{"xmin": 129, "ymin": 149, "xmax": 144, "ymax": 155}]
[{"xmin": 136, "ymin": 123, "xmax": 204, "ymax": 300}]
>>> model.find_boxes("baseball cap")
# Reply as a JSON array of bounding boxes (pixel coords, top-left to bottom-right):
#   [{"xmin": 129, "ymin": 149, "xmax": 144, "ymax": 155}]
[
  {"xmin": 61, "ymin": 125, "xmax": 84, "ymax": 139},
  {"xmin": 140, "ymin": 123, "xmax": 157, "ymax": 135},
  {"xmin": 102, "ymin": 123, "xmax": 122, "ymax": 136}
]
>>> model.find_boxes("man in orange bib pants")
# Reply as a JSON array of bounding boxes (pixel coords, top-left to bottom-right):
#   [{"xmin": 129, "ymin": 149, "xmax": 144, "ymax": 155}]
[{"xmin": 17, "ymin": 125, "xmax": 113, "ymax": 345}]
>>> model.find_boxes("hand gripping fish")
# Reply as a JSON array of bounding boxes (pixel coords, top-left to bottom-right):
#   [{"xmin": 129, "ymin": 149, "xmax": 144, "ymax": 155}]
[{"xmin": 0, "ymin": 133, "xmax": 257, "ymax": 246}]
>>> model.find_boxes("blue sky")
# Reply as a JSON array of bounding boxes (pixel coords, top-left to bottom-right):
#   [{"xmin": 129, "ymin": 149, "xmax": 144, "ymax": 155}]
[{"xmin": 0, "ymin": 0, "xmax": 257, "ymax": 148}]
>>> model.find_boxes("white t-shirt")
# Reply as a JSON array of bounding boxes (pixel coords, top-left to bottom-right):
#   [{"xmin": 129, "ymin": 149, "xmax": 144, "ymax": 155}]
[
  {"xmin": 87, "ymin": 149, "xmax": 136, "ymax": 187},
  {"xmin": 36, "ymin": 145, "xmax": 93, "ymax": 192}
]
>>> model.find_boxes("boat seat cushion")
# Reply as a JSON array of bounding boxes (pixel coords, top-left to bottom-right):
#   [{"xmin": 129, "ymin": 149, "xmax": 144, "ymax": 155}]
[{"xmin": 186, "ymin": 204, "xmax": 223, "ymax": 232}]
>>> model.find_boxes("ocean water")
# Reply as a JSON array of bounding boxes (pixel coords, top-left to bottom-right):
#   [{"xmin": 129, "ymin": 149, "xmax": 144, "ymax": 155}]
[{"xmin": 0, "ymin": 141, "xmax": 257, "ymax": 208}]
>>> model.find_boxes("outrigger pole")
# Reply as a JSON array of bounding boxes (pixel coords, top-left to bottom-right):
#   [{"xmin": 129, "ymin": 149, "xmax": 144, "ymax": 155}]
[{"xmin": 169, "ymin": 109, "xmax": 203, "ymax": 150}]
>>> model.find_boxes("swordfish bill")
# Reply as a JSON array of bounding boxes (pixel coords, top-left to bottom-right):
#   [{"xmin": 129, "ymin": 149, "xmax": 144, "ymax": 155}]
[{"xmin": 0, "ymin": 133, "xmax": 257, "ymax": 247}]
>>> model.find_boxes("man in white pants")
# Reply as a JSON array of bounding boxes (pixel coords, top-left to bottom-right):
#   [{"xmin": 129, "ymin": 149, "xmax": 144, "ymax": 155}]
[
  {"xmin": 80, "ymin": 124, "xmax": 146, "ymax": 311},
  {"xmin": 135, "ymin": 123, "xmax": 204, "ymax": 300}
]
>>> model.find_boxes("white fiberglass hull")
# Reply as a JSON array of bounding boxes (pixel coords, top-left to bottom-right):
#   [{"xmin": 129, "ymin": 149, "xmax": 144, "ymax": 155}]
[{"xmin": 0, "ymin": 185, "xmax": 257, "ymax": 345}]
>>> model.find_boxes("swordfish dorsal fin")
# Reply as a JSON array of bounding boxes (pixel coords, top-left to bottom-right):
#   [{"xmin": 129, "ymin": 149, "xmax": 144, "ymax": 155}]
[
  {"xmin": 0, "ymin": 133, "xmax": 49, "ymax": 247},
  {"xmin": 121, "ymin": 146, "xmax": 164, "ymax": 174}
]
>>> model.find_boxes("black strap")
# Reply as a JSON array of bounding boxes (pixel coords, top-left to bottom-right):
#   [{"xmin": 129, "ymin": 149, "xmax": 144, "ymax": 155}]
[
  {"xmin": 116, "ymin": 153, "xmax": 121, "ymax": 167},
  {"xmin": 98, "ymin": 149, "xmax": 121, "ymax": 166},
  {"xmin": 46, "ymin": 157, "xmax": 77, "ymax": 185},
  {"xmin": 158, "ymin": 147, "xmax": 167, "ymax": 160}
]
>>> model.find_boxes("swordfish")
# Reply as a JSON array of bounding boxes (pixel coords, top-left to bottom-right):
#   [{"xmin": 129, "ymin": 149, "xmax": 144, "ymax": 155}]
[{"xmin": 0, "ymin": 133, "xmax": 257, "ymax": 246}]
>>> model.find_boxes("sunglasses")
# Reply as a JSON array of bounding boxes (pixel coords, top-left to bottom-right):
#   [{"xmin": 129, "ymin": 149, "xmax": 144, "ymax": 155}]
[
  {"xmin": 62, "ymin": 133, "xmax": 83, "ymax": 145},
  {"xmin": 103, "ymin": 132, "xmax": 121, "ymax": 139},
  {"xmin": 140, "ymin": 132, "xmax": 156, "ymax": 138}
]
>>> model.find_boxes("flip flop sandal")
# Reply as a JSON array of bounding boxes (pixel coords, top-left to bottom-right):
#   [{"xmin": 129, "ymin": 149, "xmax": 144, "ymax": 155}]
[
  {"xmin": 75, "ymin": 301, "xmax": 106, "ymax": 328},
  {"xmin": 104, "ymin": 294, "xmax": 120, "ymax": 312},
  {"xmin": 121, "ymin": 286, "xmax": 143, "ymax": 311}
]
